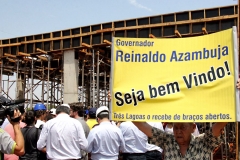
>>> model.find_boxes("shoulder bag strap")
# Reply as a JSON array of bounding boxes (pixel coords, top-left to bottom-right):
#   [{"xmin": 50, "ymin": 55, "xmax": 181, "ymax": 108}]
[{"xmin": 35, "ymin": 127, "xmax": 40, "ymax": 160}]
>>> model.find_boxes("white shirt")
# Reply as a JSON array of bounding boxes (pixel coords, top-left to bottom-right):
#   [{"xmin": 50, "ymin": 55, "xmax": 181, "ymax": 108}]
[
  {"xmin": 35, "ymin": 119, "xmax": 45, "ymax": 128},
  {"xmin": 87, "ymin": 121, "xmax": 125, "ymax": 160},
  {"xmin": 165, "ymin": 125, "xmax": 173, "ymax": 134},
  {"xmin": 146, "ymin": 122, "xmax": 164, "ymax": 153},
  {"xmin": 193, "ymin": 125, "xmax": 200, "ymax": 136},
  {"xmin": 164, "ymin": 123, "xmax": 200, "ymax": 137},
  {"xmin": 120, "ymin": 122, "xmax": 148, "ymax": 153},
  {"xmin": 147, "ymin": 122, "xmax": 164, "ymax": 131},
  {"xmin": 37, "ymin": 113, "xmax": 88, "ymax": 160},
  {"xmin": 1, "ymin": 118, "xmax": 9, "ymax": 129}
]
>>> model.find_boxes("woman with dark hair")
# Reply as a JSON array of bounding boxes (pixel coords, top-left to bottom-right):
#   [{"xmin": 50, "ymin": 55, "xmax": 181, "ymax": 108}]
[{"xmin": 19, "ymin": 110, "xmax": 45, "ymax": 160}]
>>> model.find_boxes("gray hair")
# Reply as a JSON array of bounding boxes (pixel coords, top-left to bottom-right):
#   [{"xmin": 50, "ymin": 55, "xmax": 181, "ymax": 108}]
[{"xmin": 56, "ymin": 105, "xmax": 70, "ymax": 115}]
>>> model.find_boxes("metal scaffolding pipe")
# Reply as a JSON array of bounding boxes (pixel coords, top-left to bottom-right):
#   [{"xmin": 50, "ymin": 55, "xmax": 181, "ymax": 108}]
[
  {"xmin": 210, "ymin": 123, "xmax": 213, "ymax": 160},
  {"xmin": 7, "ymin": 74, "xmax": 9, "ymax": 99},
  {"xmin": 236, "ymin": 1, "xmax": 240, "ymax": 159},
  {"xmin": 51, "ymin": 80, "xmax": 53, "ymax": 107},
  {"xmin": 53, "ymin": 80, "xmax": 55, "ymax": 107},
  {"xmin": 57, "ymin": 80, "xmax": 59, "ymax": 105},
  {"xmin": 104, "ymin": 71, "xmax": 106, "ymax": 106},
  {"xmin": 92, "ymin": 49, "xmax": 95, "ymax": 108},
  {"xmin": 30, "ymin": 58, "xmax": 34, "ymax": 108},
  {"xmin": 23, "ymin": 71, "xmax": 26, "ymax": 104},
  {"xmin": 61, "ymin": 56, "xmax": 63, "ymax": 104},
  {"xmin": 81, "ymin": 61, "xmax": 85, "ymax": 103},
  {"xmin": 41, "ymin": 63, "xmax": 44, "ymax": 103},
  {"xmin": 15, "ymin": 59, "xmax": 19, "ymax": 99},
  {"xmin": 97, "ymin": 52, "xmax": 99, "ymax": 108},
  {"xmin": 47, "ymin": 56, "xmax": 51, "ymax": 107}
]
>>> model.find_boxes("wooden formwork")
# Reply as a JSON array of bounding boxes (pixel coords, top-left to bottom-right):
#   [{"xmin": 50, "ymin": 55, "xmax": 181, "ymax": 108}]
[{"xmin": 0, "ymin": 5, "xmax": 239, "ymax": 159}]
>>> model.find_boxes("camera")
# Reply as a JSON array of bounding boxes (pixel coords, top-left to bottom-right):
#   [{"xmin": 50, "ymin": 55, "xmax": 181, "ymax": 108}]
[{"xmin": 0, "ymin": 95, "xmax": 25, "ymax": 125}]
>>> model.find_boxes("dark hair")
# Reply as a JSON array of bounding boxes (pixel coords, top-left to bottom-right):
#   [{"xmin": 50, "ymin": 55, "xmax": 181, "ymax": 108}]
[
  {"xmin": 69, "ymin": 102, "xmax": 85, "ymax": 117},
  {"xmin": 45, "ymin": 113, "xmax": 55, "ymax": 121},
  {"xmin": 97, "ymin": 113, "xmax": 109, "ymax": 119},
  {"xmin": 18, "ymin": 105, "xmax": 25, "ymax": 114},
  {"xmin": 25, "ymin": 111, "xmax": 35, "ymax": 126},
  {"xmin": 34, "ymin": 110, "xmax": 46, "ymax": 118},
  {"xmin": 88, "ymin": 107, "xmax": 97, "ymax": 119},
  {"xmin": 56, "ymin": 105, "xmax": 70, "ymax": 115}
]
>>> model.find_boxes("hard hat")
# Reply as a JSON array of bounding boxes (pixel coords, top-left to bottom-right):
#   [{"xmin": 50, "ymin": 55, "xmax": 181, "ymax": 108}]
[
  {"xmin": 88, "ymin": 107, "xmax": 97, "ymax": 118},
  {"xmin": 34, "ymin": 103, "xmax": 46, "ymax": 111},
  {"xmin": 96, "ymin": 106, "xmax": 109, "ymax": 117},
  {"xmin": 49, "ymin": 108, "xmax": 56, "ymax": 116},
  {"xmin": 89, "ymin": 107, "xmax": 97, "ymax": 114},
  {"xmin": 84, "ymin": 109, "xmax": 89, "ymax": 115}
]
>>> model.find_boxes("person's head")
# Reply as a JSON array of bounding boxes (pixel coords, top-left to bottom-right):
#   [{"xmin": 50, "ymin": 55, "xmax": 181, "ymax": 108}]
[
  {"xmin": 69, "ymin": 102, "xmax": 84, "ymax": 118},
  {"xmin": 173, "ymin": 123, "xmax": 196, "ymax": 145},
  {"xmin": 24, "ymin": 110, "xmax": 35, "ymax": 126},
  {"xmin": 96, "ymin": 106, "xmax": 109, "ymax": 123},
  {"xmin": 33, "ymin": 103, "xmax": 47, "ymax": 121},
  {"xmin": 56, "ymin": 104, "xmax": 70, "ymax": 115},
  {"xmin": 49, "ymin": 108, "xmax": 56, "ymax": 117},
  {"xmin": 88, "ymin": 107, "xmax": 97, "ymax": 119},
  {"xmin": 45, "ymin": 113, "xmax": 55, "ymax": 121}
]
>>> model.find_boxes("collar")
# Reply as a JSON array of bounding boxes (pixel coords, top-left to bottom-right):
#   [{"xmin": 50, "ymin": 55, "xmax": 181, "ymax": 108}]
[
  {"xmin": 77, "ymin": 117, "xmax": 84, "ymax": 120},
  {"xmin": 173, "ymin": 134, "xmax": 195, "ymax": 157},
  {"xmin": 56, "ymin": 113, "xmax": 70, "ymax": 118},
  {"xmin": 99, "ymin": 121, "xmax": 111, "ymax": 125}
]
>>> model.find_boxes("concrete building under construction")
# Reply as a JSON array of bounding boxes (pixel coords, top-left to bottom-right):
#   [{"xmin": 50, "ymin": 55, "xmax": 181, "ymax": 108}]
[{"xmin": 0, "ymin": 4, "xmax": 239, "ymax": 159}]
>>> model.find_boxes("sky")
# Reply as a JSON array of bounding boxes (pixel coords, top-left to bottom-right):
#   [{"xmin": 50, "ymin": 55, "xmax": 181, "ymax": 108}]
[
  {"xmin": 0, "ymin": 0, "xmax": 238, "ymax": 39},
  {"xmin": 0, "ymin": 0, "xmax": 238, "ymax": 102}
]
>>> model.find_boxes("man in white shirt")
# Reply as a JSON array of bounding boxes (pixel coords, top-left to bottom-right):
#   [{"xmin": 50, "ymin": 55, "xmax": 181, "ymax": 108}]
[
  {"xmin": 119, "ymin": 121, "xmax": 163, "ymax": 160},
  {"xmin": 87, "ymin": 106, "xmax": 125, "ymax": 160},
  {"xmin": 146, "ymin": 122, "xmax": 163, "ymax": 160},
  {"xmin": 37, "ymin": 104, "xmax": 88, "ymax": 160},
  {"xmin": 120, "ymin": 121, "xmax": 148, "ymax": 160}
]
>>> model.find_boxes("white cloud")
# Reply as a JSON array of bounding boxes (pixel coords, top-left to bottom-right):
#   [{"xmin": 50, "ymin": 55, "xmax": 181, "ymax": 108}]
[{"xmin": 128, "ymin": 0, "xmax": 152, "ymax": 12}]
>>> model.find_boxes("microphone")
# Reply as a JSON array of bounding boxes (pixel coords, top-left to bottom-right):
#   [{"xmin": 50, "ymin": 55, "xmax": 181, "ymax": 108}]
[{"xmin": 5, "ymin": 99, "xmax": 25, "ymax": 106}]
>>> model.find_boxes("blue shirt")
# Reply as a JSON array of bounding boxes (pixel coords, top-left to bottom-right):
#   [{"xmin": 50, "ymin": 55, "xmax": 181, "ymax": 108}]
[{"xmin": 87, "ymin": 121, "xmax": 125, "ymax": 160}]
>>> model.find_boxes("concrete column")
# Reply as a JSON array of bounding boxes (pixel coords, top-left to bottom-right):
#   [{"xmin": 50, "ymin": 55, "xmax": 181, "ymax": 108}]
[
  {"xmin": 63, "ymin": 50, "xmax": 79, "ymax": 103},
  {"xmin": 16, "ymin": 73, "xmax": 25, "ymax": 99}
]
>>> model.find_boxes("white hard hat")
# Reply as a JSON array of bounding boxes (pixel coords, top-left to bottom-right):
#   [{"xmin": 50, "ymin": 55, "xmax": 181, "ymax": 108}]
[
  {"xmin": 96, "ymin": 106, "xmax": 109, "ymax": 117},
  {"xmin": 50, "ymin": 108, "xmax": 56, "ymax": 116}
]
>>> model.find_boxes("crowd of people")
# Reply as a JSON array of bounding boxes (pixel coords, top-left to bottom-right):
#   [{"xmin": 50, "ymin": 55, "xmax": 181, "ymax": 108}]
[{"xmin": 0, "ymin": 78, "xmax": 239, "ymax": 160}]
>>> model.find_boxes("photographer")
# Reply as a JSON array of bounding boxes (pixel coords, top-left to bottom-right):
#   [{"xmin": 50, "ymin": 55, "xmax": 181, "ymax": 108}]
[{"xmin": 0, "ymin": 109, "xmax": 25, "ymax": 159}]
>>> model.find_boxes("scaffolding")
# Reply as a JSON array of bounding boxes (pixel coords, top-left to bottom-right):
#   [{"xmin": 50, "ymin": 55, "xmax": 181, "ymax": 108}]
[{"xmin": 0, "ymin": 4, "xmax": 239, "ymax": 159}]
